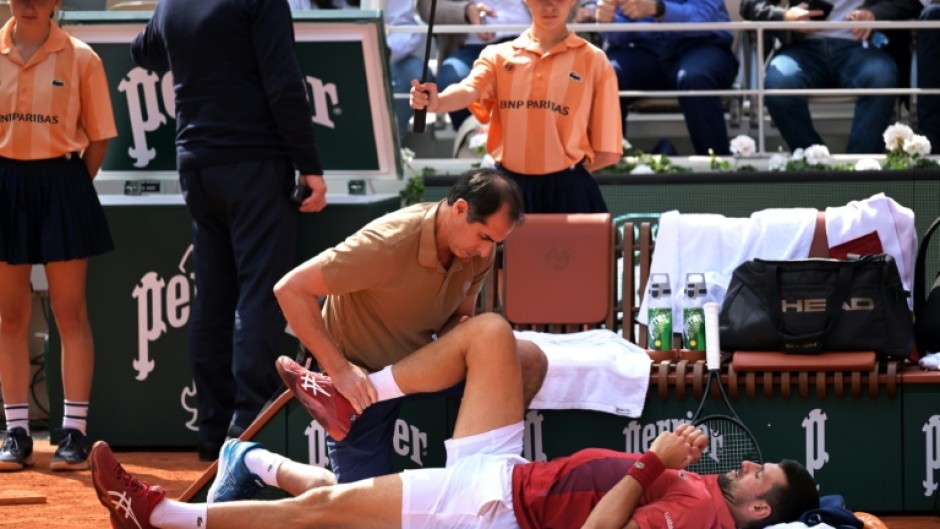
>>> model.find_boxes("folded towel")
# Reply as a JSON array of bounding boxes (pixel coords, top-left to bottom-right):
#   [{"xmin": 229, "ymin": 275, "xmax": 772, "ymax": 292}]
[{"xmin": 519, "ymin": 329, "xmax": 651, "ymax": 417}]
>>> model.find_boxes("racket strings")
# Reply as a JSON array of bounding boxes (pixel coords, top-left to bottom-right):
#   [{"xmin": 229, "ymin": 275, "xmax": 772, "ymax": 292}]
[{"xmin": 688, "ymin": 417, "xmax": 762, "ymax": 475}]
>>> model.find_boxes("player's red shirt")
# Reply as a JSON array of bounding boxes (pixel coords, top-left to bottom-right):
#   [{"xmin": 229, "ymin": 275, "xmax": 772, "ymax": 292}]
[{"xmin": 511, "ymin": 448, "xmax": 736, "ymax": 529}]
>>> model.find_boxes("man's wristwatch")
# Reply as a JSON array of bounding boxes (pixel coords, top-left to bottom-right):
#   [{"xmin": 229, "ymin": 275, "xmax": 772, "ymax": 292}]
[{"xmin": 654, "ymin": 0, "xmax": 666, "ymax": 18}]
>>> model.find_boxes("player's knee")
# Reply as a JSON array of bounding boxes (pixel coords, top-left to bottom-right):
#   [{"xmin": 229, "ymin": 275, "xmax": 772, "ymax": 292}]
[{"xmin": 469, "ymin": 312, "xmax": 513, "ymax": 340}]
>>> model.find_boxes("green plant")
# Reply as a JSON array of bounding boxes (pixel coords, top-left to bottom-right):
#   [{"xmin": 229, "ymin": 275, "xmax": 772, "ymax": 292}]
[{"xmin": 399, "ymin": 173, "xmax": 425, "ymax": 206}]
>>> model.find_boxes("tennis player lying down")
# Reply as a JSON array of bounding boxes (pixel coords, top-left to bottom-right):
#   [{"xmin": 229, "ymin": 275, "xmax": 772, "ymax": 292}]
[{"xmin": 91, "ymin": 313, "xmax": 819, "ymax": 529}]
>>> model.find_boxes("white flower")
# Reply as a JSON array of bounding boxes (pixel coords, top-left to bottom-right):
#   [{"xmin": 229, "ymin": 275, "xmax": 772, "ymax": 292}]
[
  {"xmin": 631, "ymin": 164, "xmax": 655, "ymax": 175},
  {"xmin": 467, "ymin": 129, "xmax": 488, "ymax": 154},
  {"xmin": 481, "ymin": 153, "xmax": 496, "ymax": 168},
  {"xmin": 804, "ymin": 144, "xmax": 832, "ymax": 166},
  {"xmin": 903, "ymin": 134, "xmax": 931, "ymax": 157},
  {"xmin": 623, "ymin": 138, "xmax": 633, "ymax": 151},
  {"xmin": 729, "ymin": 135, "xmax": 756, "ymax": 157},
  {"xmin": 883, "ymin": 122, "xmax": 914, "ymax": 152},
  {"xmin": 768, "ymin": 153, "xmax": 789, "ymax": 171},
  {"xmin": 400, "ymin": 147, "xmax": 416, "ymax": 165},
  {"xmin": 791, "ymin": 148, "xmax": 805, "ymax": 161},
  {"xmin": 854, "ymin": 158, "xmax": 881, "ymax": 171}
]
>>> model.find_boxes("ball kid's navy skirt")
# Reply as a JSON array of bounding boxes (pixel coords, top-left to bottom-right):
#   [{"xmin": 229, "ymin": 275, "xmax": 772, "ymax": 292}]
[
  {"xmin": 0, "ymin": 155, "xmax": 114, "ymax": 265},
  {"xmin": 496, "ymin": 163, "xmax": 609, "ymax": 214}
]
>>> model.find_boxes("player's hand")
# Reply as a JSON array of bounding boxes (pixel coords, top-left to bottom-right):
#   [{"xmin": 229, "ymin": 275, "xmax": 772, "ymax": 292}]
[
  {"xmin": 649, "ymin": 424, "xmax": 706, "ymax": 469},
  {"xmin": 330, "ymin": 363, "xmax": 377, "ymax": 414},
  {"xmin": 847, "ymin": 9, "xmax": 875, "ymax": 41},
  {"xmin": 410, "ymin": 80, "xmax": 440, "ymax": 112},
  {"xmin": 595, "ymin": 0, "xmax": 617, "ymax": 22},
  {"xmin": 299, "ymin": 175, "xmax": 327, "ymax": 213}
]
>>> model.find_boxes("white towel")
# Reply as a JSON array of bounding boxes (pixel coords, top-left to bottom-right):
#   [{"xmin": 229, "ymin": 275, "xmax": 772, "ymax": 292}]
[
  {"xmin": 519, "ymin": 329, "xmax": 651, "ymax": 418},
  {"xmin": 825, "ymin": 193, "xmax": 916, "ymax": 307},
  {"xmin": 638, "ymin": 208, "xmax": 818, "ymax": 325},
  {"xmin": 766, "ymin": 523, "xmax": 837, "ymax": 529}
]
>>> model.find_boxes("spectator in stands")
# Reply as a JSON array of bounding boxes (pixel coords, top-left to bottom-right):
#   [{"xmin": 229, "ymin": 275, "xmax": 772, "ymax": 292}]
[
  {"xmin": 91, "ymin": 320, "xmax": 820, "ymax": 529},
  {"xmin": 417, "ymin": 0, "xmax": 532, "ymax": 133},
  {"xmin": 918, "ymin": 0, "xmax": 940, "ymax": 153},
  {"xmin": 741, "ymin": 0, "xmax": 922, "ymax": 153},
  {"xmin": 595, "ymin": 0, "xmax": 739, "ymax": 155},
  {"xmin": 131, "ymin": 0, "xmax": 327, "ymax": 461},
  {"xmin": 410, "ymin": 0, "xmax": 623, "ymax": 213},
  {"xmin": 271, "ymin": 169, "xmax": 546, "ymax": 483},
  {"xmin": 0, "ymin": 0, "xmax": 116, "ymax": 472}
]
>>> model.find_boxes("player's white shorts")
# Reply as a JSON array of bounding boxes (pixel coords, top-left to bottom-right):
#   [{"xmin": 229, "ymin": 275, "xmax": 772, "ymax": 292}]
[{"xmin": 401, "ymin": 421, "xmax": 526, "ymax": 529}]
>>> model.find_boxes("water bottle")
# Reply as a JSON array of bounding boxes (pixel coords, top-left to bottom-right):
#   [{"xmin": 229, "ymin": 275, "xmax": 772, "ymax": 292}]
[
  {"xmin": 647, "ymin": 273, "xmax": 673, "ymax": 351},
  {"xmin": 682, "ymin": 273, "xmax": 707, "ymax": 351}
]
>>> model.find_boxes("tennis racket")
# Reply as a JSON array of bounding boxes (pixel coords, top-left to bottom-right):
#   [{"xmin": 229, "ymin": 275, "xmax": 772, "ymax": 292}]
[
  {"xmin": 686, "ymin": 302, "xmax": 762, "ymax": 475},
  {"xmin": 412, "ymin": 0, "xmax": 437, "ymax": 133}
]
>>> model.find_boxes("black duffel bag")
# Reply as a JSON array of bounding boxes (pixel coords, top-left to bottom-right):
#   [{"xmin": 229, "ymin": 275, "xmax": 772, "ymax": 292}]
[{"xmin": 720, "ymin": 254, "xmax": 914, "ymax": 360}]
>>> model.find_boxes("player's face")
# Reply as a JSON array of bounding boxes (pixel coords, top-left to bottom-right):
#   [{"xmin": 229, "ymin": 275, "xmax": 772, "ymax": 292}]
[
  {"xmin": 451, "ymin": 202, "xmax": 515, "ymax": 260},
  {"xmin": 719, "ymin": 461, "xmax": 787, "ymax": 504}
]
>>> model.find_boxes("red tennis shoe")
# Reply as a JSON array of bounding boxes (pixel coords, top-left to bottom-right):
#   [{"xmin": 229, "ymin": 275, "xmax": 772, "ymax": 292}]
[
  {"xmin": 90, "ymin": 441, "xmax": 165, "ymax": 529},
  {"xmin": 276, "ymin": 356, "xmax": 360, "ymax": 441}
]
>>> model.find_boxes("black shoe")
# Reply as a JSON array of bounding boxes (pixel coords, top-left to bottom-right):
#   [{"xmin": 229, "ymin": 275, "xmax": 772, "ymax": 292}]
[
  {"xmin": 51, "ymin": 428, "xmax": 91, "ymax": 471},
  {"xmin": 0, "ymin": 428, "xmax": 34, "ymax": 471},
  {"xmin": 198, "ymin": 441, "xmax": 223, "ymax": 462}
]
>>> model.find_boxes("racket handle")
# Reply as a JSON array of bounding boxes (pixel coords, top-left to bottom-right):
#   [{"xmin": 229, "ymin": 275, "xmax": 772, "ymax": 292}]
[
  {"xmin": 413, "ymin": 109, "xmax": 428, "ymax": 134},
  {"xmin": 704, "ymin": 302, "xmax": 721, "ymax": 370}
]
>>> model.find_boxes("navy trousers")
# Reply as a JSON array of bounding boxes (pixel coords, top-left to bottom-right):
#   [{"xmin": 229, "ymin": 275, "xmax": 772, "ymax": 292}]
[
  {"xmin": 919, "ymin": 4, "xmax": 940, "ymax": 154},
  {"xmin": 607, "ymin": 38, "xmax": 738, "ymax": 155},
  {"xmin": 180, "ymin": 157, "xmax": 298, "ymax": 446}
]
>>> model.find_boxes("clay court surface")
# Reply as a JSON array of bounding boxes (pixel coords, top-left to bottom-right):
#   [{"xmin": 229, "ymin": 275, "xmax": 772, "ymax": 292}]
[
  {"xmin": 0, "ymin": 432, "xmax": 208, "ymax": 528},
  {"xmin": 0, "ymin": 431, "xmax": 936, "ymax": 529}
]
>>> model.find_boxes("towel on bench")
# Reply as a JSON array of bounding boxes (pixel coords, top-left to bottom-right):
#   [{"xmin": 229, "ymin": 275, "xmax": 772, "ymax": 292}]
[{"xmin": 519, "ymin": 329, "xmax": 651, "ymax": 418}]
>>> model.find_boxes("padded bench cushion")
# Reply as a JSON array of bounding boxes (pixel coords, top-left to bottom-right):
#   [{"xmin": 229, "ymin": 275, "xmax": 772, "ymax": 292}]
[{"xmin": 732, "ymin": 351, "xmax": 876, "ymax": 372}]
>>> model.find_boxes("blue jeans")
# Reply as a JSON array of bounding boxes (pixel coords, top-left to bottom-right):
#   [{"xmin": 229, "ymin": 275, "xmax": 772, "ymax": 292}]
[
  {"xmin": 765, "ymin": 38, "xmax": 898, "ymax": 153},
  {"xmin": 436, "ymin": 44, "xmax": 488, "ymax": 131},
  {"xmin": 607, "ymin": 39, "xmax": 738, "ymax": 155},
  {"xmin": 918, "ymin": 5, "xmax": 940, "ymax": 153},
  {"xmin": 390, "ymin": 54, "xmax": 427, "ymax": 141}
]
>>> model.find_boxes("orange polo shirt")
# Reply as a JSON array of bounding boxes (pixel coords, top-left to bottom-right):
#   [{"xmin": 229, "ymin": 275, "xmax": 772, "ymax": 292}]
[
  {"xmin": 0, "ymin": 19, "xmax": 116, "ymax": 160},
  {"xmin": 462, "ymin": 32, "xmax": 622, "ymax": 175}
]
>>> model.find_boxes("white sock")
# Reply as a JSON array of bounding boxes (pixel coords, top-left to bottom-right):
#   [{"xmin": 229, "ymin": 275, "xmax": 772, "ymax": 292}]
[
  {"xmin": 3, "ymin": 403, "xmax": 30, "ymax": 435},
  {"xmin": 63, "ymin": 400, "xmax": 89, "ymax": 434},
  {"xmin": 150, "ymin": 499, "xmax": 208, "ymax": 529},
  {"xmin": 244, "ymin": 448, "xmax": 288, "ymax": 488},
  {"xmin": 368, "ymin": 366, "xmax": 405, "ymax": 402}
]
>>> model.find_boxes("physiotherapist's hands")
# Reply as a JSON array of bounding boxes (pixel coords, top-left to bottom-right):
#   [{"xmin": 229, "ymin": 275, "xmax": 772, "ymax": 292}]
[
  {"xmin": 331, "ymin": 362, "xmax": 377, "ymax": 415},
  {"xmin": 299, "ymin": 175, "xmax": 327, "ymax": 213},
  {"xmin": 410, "ymin": 80, "xmax": 441, "ymax": 112}
]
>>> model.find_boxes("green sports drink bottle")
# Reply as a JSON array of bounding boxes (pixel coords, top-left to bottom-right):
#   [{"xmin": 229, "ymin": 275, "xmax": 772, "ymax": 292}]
[
  {"xmin": 647, "ymin": 273, "xmax": 673, "ymax": 351},
  {"xmin": 682, "ymin": 273, "xmax": 707, "ymax": 351}
]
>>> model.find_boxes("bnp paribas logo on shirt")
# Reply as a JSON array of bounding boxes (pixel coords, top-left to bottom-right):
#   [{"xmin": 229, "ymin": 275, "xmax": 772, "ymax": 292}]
[{"xmin": 117, "ymin": 67, "xmax": 340, "ymax": 169}]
